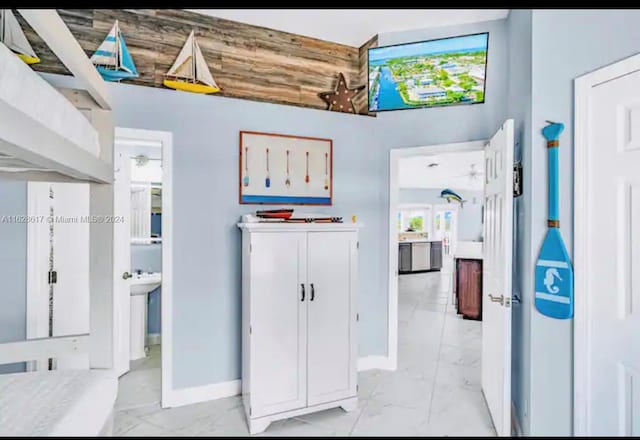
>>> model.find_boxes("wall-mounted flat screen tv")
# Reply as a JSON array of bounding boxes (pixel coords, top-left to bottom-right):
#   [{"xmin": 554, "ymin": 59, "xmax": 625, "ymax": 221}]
[{"xmin": 368, "ymin": 32, "xmax": 489, "ymax": 112}]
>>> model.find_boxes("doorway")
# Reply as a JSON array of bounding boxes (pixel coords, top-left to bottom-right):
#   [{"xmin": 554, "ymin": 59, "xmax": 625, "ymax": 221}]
[
  {"xmin": 388, "ymin": 120, "xmax": 514, "ymax": 435},
  {"xmin": 113, "ymin": 128, "xmax": 173, "ymax": 410}
]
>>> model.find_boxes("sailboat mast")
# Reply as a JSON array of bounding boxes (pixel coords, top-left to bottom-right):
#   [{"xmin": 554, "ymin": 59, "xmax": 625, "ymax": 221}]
[
  {"xmin": 191, "ymin": 31, "xmax": 196, "ymax": 83},
  {"xmin": 114, "ymin": 21, "xmax": 120, "ymax": 71}
]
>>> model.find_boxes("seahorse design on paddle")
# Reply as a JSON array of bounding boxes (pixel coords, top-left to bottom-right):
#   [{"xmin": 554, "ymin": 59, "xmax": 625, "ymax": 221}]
[{"xmin": 543, "ymin": 268, "xmax": 562, "ymax": 294}]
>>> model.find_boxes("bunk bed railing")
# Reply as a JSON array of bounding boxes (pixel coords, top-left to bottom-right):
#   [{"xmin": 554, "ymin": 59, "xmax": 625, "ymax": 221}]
[{"xmin": 0, "ymin": 334, "xmax": 89, "ymax": 366}]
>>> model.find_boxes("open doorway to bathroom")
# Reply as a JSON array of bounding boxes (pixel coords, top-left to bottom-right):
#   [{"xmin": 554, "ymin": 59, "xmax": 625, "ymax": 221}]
[{"xmin": 113, "ymin": 128, "xmax": 173, "ymax": 410}]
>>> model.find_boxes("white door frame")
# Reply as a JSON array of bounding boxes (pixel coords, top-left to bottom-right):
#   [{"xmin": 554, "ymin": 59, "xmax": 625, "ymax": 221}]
[
  {"xmin": 573, "ymin": 52, "xmax": 640, "ymax": 436},
  {"xmin": 388, "ymin": 140, "xmax": 486, "ymax": 369},
  {"xmin": 114, "ymin": 127, "xmax": 174, "ymax": 409}
]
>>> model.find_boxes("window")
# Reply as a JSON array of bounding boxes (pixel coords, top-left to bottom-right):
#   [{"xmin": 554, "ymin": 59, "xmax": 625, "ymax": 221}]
[{"xmin": 398, "ymin": 207, "xmax": 431, "ymax": 233}]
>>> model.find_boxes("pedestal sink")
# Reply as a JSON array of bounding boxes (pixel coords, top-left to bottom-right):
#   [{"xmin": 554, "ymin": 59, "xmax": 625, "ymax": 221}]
[{"xmin": 130, "ymin": 272, "xmax": 161, "ymax": 361}]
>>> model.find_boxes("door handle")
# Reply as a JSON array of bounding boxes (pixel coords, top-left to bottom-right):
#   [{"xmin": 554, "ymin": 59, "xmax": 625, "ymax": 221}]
[
  {"xmin": 122, "ymin": 271, "xmax": 133, "ymax": 280},
  {"xmin": 488, "ymin": 294, "xmax": 504, "ymax": 305},
  {"xmin": 310, "ymin": 283, "xmax": 315, "ymax": 301},
  {"xmin": 301, "ymin": 283, "xmax": 305, "ymax": 302}
]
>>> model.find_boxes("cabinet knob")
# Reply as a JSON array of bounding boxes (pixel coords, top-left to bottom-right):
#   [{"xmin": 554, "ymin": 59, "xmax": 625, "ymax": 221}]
[
  {"xmin": 310, "ymin": 283, "xmax": 315, "ymax": 301},
  {"xmin": 301, "ymin": 284, "xmax": 305, "ymax": 302},
  {"xmin": 488, "ymin": 294, "xmax": 504, "ymax": 305}
]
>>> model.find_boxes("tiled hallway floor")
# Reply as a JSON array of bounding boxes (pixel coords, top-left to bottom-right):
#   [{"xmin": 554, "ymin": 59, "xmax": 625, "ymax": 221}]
[{"xmin": 113, "ymin": 272, "xmax": 495, "ymax": 436}]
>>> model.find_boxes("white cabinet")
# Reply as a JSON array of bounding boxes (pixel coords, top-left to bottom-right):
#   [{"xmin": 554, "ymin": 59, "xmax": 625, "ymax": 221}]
[{"xmin": 238, "ymin": 223, "xmax": 360, "ymax": 434}]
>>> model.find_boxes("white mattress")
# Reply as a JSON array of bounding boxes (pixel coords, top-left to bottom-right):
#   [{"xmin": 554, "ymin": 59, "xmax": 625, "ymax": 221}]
[
  {"xmin": 0, "ymin": 369, "xmax": 117, "ymax": 436},
  {"xmin": 0, "ymin": 42, "xmax": 100, "ymax": 157}
]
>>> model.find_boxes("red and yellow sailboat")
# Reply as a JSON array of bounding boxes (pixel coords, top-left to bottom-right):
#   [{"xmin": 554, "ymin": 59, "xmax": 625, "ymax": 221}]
[{"xmin": 163, "ymin": 30, "xmax": 220, "ymax": 94}]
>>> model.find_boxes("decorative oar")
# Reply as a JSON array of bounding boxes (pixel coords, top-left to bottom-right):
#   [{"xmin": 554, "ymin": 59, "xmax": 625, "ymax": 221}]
[
  {"xmin": 285, "ymin": 150, "xmax": 291, "ymax": 188},
  {"xmin": 243, "ymin": 146, "xmax": 249, "ymax": 187},
  {"xmin": 324, "ymin": 152, "xmax": 329, "ymax": 190},
  {"xmin": 305, "ymin": 151, "xmax": 310, "ymax": 183},
  {"xmin": 535, "ymin": 121, "xmax": 573, "ymax": 319},
  {"xmin": 265, "ymin": 148, "xmax": 271, "ymax": 188}
]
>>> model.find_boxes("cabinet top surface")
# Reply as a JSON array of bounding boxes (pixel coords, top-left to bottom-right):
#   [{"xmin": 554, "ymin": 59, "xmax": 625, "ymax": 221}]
[{"xmin": 238, "ymin": 222, "xmax": 363, "ymax": 232}]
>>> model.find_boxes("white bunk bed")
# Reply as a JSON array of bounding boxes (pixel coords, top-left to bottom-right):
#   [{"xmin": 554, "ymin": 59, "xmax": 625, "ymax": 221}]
[{"xmin": 0, "ymin": 10, "xmax": 118, "ymax": 437}]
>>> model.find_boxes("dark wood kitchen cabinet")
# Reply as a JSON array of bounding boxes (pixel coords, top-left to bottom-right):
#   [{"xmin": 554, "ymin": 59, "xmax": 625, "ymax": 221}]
[{"xmin": 455, "ymin": 258, "xmax": 483, "ymax": 320}]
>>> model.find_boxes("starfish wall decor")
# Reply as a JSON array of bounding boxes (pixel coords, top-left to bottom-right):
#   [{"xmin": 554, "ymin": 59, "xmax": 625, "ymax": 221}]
[{"xmin": 318, "ymin": 72, "xmax": 365, "ymax": 114}]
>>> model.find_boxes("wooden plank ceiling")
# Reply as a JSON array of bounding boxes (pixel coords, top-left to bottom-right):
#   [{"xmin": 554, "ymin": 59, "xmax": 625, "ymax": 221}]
[{"xmin": 18, "ymin": 9, "xmax": 378, "ymax": 116}]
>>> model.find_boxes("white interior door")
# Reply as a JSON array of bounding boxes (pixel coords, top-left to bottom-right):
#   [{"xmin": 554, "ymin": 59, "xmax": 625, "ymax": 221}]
[
  {"xmin": 481, "ymin": 119, "xmax": 514, "ymax": 436},
  {"xmin": 249, "ymin": 232, "xmax": 307, "ymax": 418},
  {"xmin": 52, "ymin": 183, "xmax": 90, "ymax": 369},
  {"xmin": 27, "ymin": 182, "xmax": 90, "ymax": 371},
  {"xmin": 578, "ymin": 65, "xmax": 640, "ymax": 435},
  {"xmin": 307, "ymin": 231, "xmax": 357, "ymax": 406},
  {"xmin": 114, "ymin": 147, "xmax": 132, "ymax": 377}
]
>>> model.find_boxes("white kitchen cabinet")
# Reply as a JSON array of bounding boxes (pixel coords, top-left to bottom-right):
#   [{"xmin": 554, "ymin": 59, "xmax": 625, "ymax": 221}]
[{"xmin": 238, "ymin": 222, "xmax": 361, "ymax": 434}]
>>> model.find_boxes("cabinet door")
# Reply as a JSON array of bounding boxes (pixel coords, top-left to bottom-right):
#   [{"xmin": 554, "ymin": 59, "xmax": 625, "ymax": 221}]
[
  {"xmin": 249, "ymin": 232, "xmax": 307, "ymax": 417},
  {"xmin": 307, "ymin": 232, "xmax": 357, "ymax": 406},
  {"xmin": 430, "ymin": 242, "xmax": 442, "ymax": 269},
  {"xmin": 399, "ymin": 243, "xmax": 412, "ymax": 273},
  {"xmin": 457, "ymin": 259, "xmax": 483, "ymax": 320}
]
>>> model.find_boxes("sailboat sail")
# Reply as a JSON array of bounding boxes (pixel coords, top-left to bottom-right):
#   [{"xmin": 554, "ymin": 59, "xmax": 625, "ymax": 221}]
[
  {"xmin": 91, "ymin": 20, "xmax": 139, "ymax": 81},
  {"xmin": 90, "ymin": 21, "xmax": 118, "ymax": 67},
  {"xmin": 1, "ymin": 9, "xmax": 39, "ymax": 63},
  {"xmin": 163, "ymin": 30, "xmax": 220, "ymax": 94},
  {"xmin": 118, "ymin": 31, "xmax": 138, "ymax": 75},
  {"xmin": 194, "ymin": 38, "xmax": 218, "ymax": 89},
  {"xmin": 167, "ymin": 31, "xmax": 194, "ymax": 79}
]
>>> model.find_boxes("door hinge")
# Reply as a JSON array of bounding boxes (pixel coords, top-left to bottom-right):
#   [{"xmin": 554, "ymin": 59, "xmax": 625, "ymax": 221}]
[
  {"xmin": 357, "ymin": 241, "xmax": 359, "ymax": 250},
  {"xmin": 249, "ymin": 325, "xmax": 252, "ymax": 335},
  {"xmin": 356, "ymin": 313, "xmax": 359, "ymax": 322},
  {"xmin": 357, "ymin": 384, "xmax": 359, "ymax": 392},
  {"xmin": 249, "ymin": 407, "xmax": 252, "ymax": 416},
  {"xmin": 513, "ymin": 161, "xmax": 523, "ymax": 197},
  {"xmin": 249, "ymin": 243, "xmax": 252, "ymax": 253},
  {"xmin": 48, "ymin": 270, "xmax": 57, "ymax": 284}
]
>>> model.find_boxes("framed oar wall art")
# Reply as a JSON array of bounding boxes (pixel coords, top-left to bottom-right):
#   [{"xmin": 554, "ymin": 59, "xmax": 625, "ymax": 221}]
[{"xmin": 239, "ymin": 131, "xmax": 333, "ymax": 205}]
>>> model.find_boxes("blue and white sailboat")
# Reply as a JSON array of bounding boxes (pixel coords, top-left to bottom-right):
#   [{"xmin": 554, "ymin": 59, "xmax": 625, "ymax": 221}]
[{"xmin": 90, "ymin": 20, "xmax": 138, "ymax": 82}]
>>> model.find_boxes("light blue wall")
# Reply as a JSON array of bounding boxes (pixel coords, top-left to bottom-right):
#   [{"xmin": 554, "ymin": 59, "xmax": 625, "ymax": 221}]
[
  {"xmin": 39, "ymin": 16, "xmax": 508, "ymax": 390},
  {"xmin": 131, "ymin": 243, "xmax": 162, "ymax": 335},
  {"xmin": 0, "ymin": 181, "xmax": 27, "ymax": 374},
  {"xmin": 398, "ymin": 188, "xmax": 484, "ymax": 241},
  {"xmin": 506, "ymin": 9, "xmax": 533, "ymax": 435},
  {"xmin": 526, "ymin": 10, "xmax": 640, "ymax": 436},
  {"xmin": 41, "ymin": 72, "xmax": 382, "ymax": 388}
]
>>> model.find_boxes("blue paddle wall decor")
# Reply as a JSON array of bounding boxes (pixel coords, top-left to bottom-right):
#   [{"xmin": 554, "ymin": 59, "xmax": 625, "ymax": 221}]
[{"xmin": 535, "ymin": 122, "xmax": 574, "ymax": 319}]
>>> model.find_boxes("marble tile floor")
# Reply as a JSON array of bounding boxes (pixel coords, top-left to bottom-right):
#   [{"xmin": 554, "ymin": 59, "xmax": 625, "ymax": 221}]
[
  {"xmin": 115, "ymin": 344, "xmax": 162, "ymax": 411},
  {"xmin": 113, "ymin": 272, "xmax": 495, "ymax": 436}
]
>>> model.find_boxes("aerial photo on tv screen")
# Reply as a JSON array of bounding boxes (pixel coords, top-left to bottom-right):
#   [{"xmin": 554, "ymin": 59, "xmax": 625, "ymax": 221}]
[{"xmin": 368, "ymin": 33, "xmax": 488, "ymax": 112}]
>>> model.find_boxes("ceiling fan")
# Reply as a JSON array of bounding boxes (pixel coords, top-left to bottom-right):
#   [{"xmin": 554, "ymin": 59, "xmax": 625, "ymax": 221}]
[{"xmin": 453, "ymin": 163, "xmax": 484, "ymax": 183}]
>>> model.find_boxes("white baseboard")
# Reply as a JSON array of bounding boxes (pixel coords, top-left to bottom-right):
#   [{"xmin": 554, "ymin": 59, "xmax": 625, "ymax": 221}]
[
  {"xmin": 146, "ymin": 333, "xmax": 161, "ymax": 346},
  {"xmin": 511, "ymin": 401, "xmax": 523, "ymax": 436},
  {"xmin": 357, "ymin": 355, "xmax": 395, "ymax": 372},
  {"xmin": 163, "ymin": 379, "xmax": 241, "ymax": 408},
  {"xmin": 164, "ymin": 355, "xmax": 393, "ymax": 408}
]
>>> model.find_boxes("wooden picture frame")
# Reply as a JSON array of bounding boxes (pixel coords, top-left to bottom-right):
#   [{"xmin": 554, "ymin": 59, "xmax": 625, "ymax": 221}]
[{"xmin": 239, "ymin": 131, "xmax": 333, "ymax": 205}]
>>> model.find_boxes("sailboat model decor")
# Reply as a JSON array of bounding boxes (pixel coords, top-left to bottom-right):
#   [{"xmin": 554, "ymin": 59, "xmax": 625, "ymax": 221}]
[
  {"xmin": 163, "ymin": 30, "xmax": 220, "ymax": 94},
  {"xmin": 90, "ymin": 20, "xmax": 139, "ymax": 82},
  {"xmin": 0, "ymin": 9, "xmax": 40, "ymax": 64}
]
